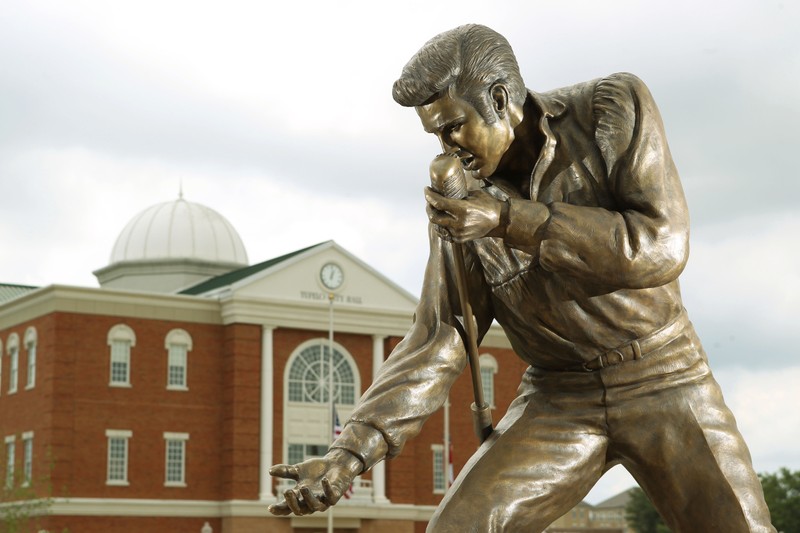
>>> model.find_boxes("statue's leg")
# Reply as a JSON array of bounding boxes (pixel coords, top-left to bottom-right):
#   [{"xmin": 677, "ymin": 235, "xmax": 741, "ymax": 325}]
[
  {"xmin": 428, "ymin": 373, "xmax": 610, "ymax": 533},
  {"xmin": 608, "ymin": 367, "xmax": 775, "ymax": 532}
]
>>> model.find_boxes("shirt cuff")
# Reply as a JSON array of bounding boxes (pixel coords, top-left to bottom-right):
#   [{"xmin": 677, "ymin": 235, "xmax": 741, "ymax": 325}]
[
  {"xmin": 504, "ymin": 198, "xmax": 550, "ymax": 254},
  {"xmin": 330, "ymin": 422, "xmax": 389, "ymax": 474}
]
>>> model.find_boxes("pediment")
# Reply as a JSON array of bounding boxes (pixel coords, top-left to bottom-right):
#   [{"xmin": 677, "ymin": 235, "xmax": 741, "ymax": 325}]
[{"xmin": 222, "ymin": 241, "xmax": 418, "ymax": 312}]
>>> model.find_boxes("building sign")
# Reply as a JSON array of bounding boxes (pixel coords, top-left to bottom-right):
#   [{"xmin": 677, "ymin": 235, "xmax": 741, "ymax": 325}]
[{"xmin": 299, "ymin": 291, "xmax": 363, "ymax": 305}]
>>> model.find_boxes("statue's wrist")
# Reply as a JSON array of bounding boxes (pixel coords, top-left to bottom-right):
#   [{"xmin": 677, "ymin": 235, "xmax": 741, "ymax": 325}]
[
  {"xmin": 498, "ymin": 199, "xmax": 510, "ymax": 236},
  {"xmin": 327, "ymin": 447, "xmax": 364, "ymax": 475}
]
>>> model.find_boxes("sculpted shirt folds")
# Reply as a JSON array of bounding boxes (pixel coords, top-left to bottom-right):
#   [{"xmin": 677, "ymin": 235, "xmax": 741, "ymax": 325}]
[{"xmin": 332, "ymin": 72, "xmax": 693, "ymax": 472}]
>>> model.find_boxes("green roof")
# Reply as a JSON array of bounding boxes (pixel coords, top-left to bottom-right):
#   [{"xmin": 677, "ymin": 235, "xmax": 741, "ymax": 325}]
[
  {"xmin": 0, "ymin": 283, "xmax": 39, "ymax": 304},
  {"xmin": 180, "ymin": 241, "xmax": 327, "ymax": 296}
]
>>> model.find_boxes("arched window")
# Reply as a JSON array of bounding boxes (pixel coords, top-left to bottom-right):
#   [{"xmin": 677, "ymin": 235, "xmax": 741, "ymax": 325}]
[
  {"xmin": 24, "ymin": 327, "xmax": 37, "ymax": 390},
  {"xmin": 165, "ymin": 329, "xmax": 192, "ymax": 390},
  {"xmin": 283, "ymin": 339, "xmax": 360, "ymax": 466},
  {"xmin": 7, "ymin": 333, "xmax": 19, "ymax": 394},
  {"xmin": 287, "ymin": 343, "xmax": 356, "ymax": 405},
  {"xmin": 479, "ymin": 353, "xmax": 498, "ymax": 409},
  {"xmin": 107, "ymin": 324, "xmax": 136, "ymax": 387}
]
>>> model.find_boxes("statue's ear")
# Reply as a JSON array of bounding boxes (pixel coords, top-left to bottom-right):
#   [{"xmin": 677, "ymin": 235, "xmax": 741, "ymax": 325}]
[{"xmin": 490, "ymin": 83, "xmax": 509, "ymax": 118}]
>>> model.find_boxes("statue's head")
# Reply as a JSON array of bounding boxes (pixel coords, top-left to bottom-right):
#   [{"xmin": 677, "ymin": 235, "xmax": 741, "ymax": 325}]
[{"xmin": 392, "ymin": 24, "xmax": 526, "ymax": 124}]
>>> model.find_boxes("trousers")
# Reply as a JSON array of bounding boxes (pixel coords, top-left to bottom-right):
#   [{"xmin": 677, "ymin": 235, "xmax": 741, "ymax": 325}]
[{"xmin": 428, "ymin": 321, "xmax": 775, "ymax": 532}]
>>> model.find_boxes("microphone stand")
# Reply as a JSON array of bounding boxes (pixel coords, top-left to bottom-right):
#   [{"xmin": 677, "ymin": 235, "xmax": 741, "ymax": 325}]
[{"xmin": 430, "ymin": 154, "xmax": 493, "ymax": 443}]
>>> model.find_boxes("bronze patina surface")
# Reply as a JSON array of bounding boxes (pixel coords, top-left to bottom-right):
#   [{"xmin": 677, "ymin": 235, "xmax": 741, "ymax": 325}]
[{"xmin": 270, "ymin": 24, "xmax": 775, "ymax": 532}]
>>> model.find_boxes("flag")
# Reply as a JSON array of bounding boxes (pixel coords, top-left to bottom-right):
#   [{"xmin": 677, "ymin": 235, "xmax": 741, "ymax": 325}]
[
  {"xmin": 448, "ymin": 440, "xmax": 454, "ymax": 485},
  {"xmin": 333, "ymin": 408, "xmax": 343, "ymax": 439},
  {"xmin": 332, "ymin": 406, "xmax": 354, "ymax": 499}
]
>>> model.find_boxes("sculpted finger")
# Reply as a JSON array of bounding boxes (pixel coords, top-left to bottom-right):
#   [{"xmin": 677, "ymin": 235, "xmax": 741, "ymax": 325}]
[
  {"xmin": 284, "ymin": 489, "xmax": 306, "ymax": 516},
  {"xmin": 300, "ymin": 486, "xmax": 328, "ymax": 512},
  {"xmin": 268, "ymin": 501, "xmax": 293, "ymax": 516},
  {"xmin": 425, "ymin": 187, "xmax": 451, "ymax": 210},
  {"xmin": 269, "ymin": 463, "xmax": 299, "ymax": 481},
  {"xmin": 322, "ymin": 477, "xmax": 342, "ymax": 505}
]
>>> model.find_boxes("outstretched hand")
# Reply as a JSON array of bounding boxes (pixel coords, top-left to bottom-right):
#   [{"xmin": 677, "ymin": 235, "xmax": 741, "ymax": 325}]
[
  {"xmin": 425, "ymin": 187, "xmax": 506, "ymax": 243},
  {"xmin": 268, "ymin": 449, "xmax": 362, "ymax": 516}
]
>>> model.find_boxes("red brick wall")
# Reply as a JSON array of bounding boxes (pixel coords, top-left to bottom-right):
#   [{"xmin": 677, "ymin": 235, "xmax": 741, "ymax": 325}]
[
  {"xmin": 2, "ymin": 312, "xmax": 226, "ymax": 501},
  {"xmin": 221, "ymin": 322, "xmax": 262, "ymax": 500},
  {"xmin": 2, "ymin": 305, "xmax": 530, "ymax": 521},
  {"xmin": 0, "ymin": 314, "xmax": 56, "ymax": 499}
]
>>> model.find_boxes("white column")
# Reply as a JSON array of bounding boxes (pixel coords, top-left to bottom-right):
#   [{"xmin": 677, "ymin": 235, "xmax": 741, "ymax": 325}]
[
  {"xmin": 259, "ymin": 325, "xmax": 276, "ymax": 501},
  {"xmin": 371, "ymin": 334, "xmax": 390, "ymax": 504}
]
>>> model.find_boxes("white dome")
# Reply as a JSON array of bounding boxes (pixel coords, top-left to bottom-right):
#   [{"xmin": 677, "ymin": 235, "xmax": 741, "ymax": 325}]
[{"xmin": 110, "ymin": 198, "xmax": 248, "ymax": 266}]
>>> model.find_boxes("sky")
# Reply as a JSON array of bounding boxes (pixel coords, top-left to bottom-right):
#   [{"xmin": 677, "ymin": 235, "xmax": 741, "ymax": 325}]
[{"xmin": 1, "ymin": 0, "xmax": 798, "ymax": 506}]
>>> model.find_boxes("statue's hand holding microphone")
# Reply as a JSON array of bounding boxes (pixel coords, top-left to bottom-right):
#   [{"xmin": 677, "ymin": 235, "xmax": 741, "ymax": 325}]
[{"xmin": 425, "ymin": 153, "xmax": 507, "ymax": 243}]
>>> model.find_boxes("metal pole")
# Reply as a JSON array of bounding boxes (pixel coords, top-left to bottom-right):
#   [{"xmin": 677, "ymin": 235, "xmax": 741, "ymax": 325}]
[
  {"xmin": 444, "ymin": 396, "xmax": 450, "ymax": 491},
  {"xmin": 327, "ymin": 292, "xmax": 335, "ymax": 533}
]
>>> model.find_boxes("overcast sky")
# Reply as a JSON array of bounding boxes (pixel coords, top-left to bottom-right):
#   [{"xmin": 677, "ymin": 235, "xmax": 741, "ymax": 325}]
[{"xmin": 1, "ymin": 0, "xmax": 798, "ymax": 506}]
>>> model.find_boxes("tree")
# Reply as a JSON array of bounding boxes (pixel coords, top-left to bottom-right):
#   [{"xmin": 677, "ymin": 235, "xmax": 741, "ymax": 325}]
[
  {"xmin": 759, "ymin": 468, "xmax": 800, "ymax": 533},
  {"xmin": 625, "ymin": 487, "xmax": 669, "ymax": 533}
]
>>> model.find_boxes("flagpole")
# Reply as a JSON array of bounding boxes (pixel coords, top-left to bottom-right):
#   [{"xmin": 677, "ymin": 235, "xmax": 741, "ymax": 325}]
[
  {"xmin": 327, "ymin": 292, "xmax": 335, "ymax": 533},
  {"xmin": 444, "ymin": 396, "xmax": 451, "ymax": 491}
]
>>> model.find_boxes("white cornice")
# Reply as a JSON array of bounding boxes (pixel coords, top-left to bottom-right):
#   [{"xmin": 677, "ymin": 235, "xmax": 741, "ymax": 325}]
[
  {"xmin": 218, "ymin": 294, "xmax": 414, "ymax": 337},
  {"xmin": 0, "ymin": 285, "xmax": 222, "ymax": 330},
  {"xmin": 0, "ymin": 284, "xmax": 512, "ymax": 349}
]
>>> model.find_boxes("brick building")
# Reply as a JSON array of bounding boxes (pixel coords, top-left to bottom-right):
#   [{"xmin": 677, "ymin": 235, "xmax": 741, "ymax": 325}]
[{"xmin": 0, "ymin": 196, "xmax": 528, "ymax": 533}]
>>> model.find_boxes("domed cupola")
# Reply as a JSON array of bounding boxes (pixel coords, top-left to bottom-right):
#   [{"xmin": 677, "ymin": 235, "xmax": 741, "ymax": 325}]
[{"xmin": 94, "ymin": 195, "xmax": 249, "ymax": 293}]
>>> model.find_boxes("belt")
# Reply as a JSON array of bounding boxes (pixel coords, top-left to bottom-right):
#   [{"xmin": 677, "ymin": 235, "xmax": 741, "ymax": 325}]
[{"xmin": 574, "ymin": 310, "xmax": 689, "ymax": 372}]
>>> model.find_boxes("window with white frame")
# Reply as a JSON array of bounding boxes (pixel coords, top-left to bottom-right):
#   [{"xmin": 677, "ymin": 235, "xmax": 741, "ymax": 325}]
[
  {"xmin": 24, "ymin": 327, "xmax": 37, "ymax": 390},
  {"xmin": 286, "ymin": 443, "xmax": 328, "ymax": 465},
  {"xmin": 21, "ymin": 432, "xmax": 33, "ymax": 486},
  {"xmin": 107, "ymin": 325, "xmax": 135, "ymax": 387},
  {"xmin": 479, "ymin": 353, "xmax": 498, "ymax": 408},
  {"xmin": 106, "ymin": 429, "xmax": 132, "ymax": 485},
  {"xmin": 165, "ymin": 329, "xmax": 192, "ymax": 390},
  {"xmin": 7, "ymin": 333, "xmax": 19, "ymax": 394},
  {"xmin": 5, "ymin": 435, "xmax": 15, "ymax": 489},
  {"xmin": 163, "ymin": 432, "xmax": 189, "ymax": 486},
  {"xmin": 287, "ymin": 344, "xmax": 356, "ymax": 404},
  {"xmin": 283, "ymin": 340, "xmax": 360, "ymax": 469},
  {"xmin": 431, "ymin": 444, "xmax": 445, "ymax": 494}
]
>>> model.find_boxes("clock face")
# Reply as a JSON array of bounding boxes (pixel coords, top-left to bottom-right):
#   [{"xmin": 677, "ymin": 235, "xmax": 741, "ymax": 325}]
[{"xmin": 320, "ymin": 262, "xmax": 344, "ymax": 290}]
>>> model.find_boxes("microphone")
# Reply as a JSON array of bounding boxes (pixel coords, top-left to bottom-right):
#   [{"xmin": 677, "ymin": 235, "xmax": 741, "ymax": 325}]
[{"xmin": 429, "ymin": 153, "xmax": 468, "ymax": 200}]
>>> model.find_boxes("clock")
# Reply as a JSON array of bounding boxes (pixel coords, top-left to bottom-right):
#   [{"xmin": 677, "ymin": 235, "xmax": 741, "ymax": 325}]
[{"xmin": 320, "ymin": 262, "xmax": 344, "ymax": 291}]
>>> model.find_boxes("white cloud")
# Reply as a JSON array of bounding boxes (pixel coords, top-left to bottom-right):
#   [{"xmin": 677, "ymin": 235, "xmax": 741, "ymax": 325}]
[{"xmin": 680, "ymin": 211, "xmax": 800, "ymax": 367}]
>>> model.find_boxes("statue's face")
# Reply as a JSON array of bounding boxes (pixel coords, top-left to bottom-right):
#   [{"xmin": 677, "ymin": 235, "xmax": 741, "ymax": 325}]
[{"xmin": 416, "ymin": 91, "xmax": 515, "ymax": 179}]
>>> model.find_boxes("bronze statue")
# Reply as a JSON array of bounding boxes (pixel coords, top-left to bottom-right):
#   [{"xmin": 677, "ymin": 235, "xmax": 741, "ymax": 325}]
[{"xmin": 270, "ymin": 25, "xmax": 775, "ymax": 532}]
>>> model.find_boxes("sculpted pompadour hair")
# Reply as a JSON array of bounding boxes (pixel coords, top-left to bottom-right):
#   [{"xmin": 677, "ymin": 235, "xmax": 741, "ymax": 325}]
[{"xmin": 392, "ymin": 24, "xmax": 527, "ymax": 123}]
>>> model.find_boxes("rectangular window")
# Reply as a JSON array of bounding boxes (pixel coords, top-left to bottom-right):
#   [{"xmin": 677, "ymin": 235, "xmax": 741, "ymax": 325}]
[
  {"xmin": 22, "ymin": 432, "xmax": 33, "ymax": 486},
  {"xmin": 287, "ymin": 443, "xmax": 327, "ymax": 466},
  {"xmin": 432, "ymin": 444, "xmax": 445, "ymax": 494},
  {"xmin": 167, "ymin": 344, "xmax": 187, "ymax": 389},
  {"xmin": 9, "ymin": 347, "xmax": 18, "ymax": 394},
  {"xmin": 163, "ymin": 432, "xmax": 189, "ymax": 486},
  {"xmin": 106, "ymin": 430, "xmax": 132, "ymax": 485},
  {"xmin": 26, "ymin": 343, "xmax": 36, "ymax": 389},
  {"xmin": 5, "ymin": 436, "xmax": 16, "ymax": 489},
  {"xmin": 110, "ymin": 340, "xmax": 131, "ymax": 386}
]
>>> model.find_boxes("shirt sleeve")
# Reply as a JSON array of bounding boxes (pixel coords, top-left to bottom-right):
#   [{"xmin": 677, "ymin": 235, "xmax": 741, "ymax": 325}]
[
  {"xmin": 331, "ymin": 224, "xmax": 494, "ymax": 472},
  {"xmin": 538, "ymin": 72, "xmax": 690, "ymax": 289}
]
